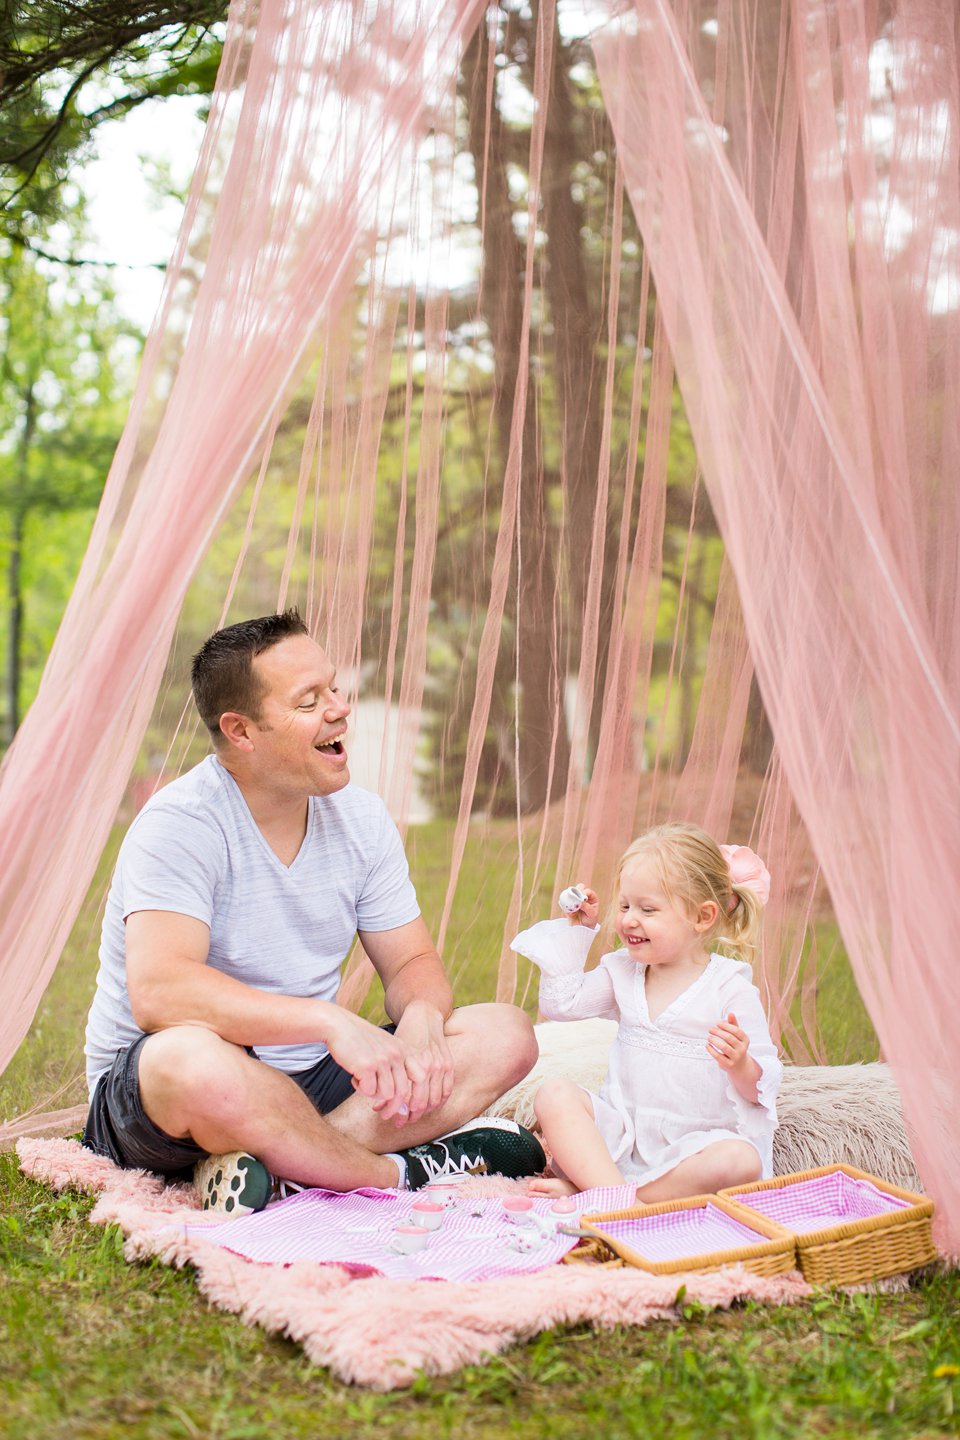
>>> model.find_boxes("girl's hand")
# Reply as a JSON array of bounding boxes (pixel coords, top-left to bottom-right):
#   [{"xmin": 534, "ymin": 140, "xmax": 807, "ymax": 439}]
[
  {"xmin": 567, "ymin": 883, "xmax": 600, "ymax": 927},
  {"xmin": 707, "ymin": 1012, "xmax": 751, "ymax": 1071}
]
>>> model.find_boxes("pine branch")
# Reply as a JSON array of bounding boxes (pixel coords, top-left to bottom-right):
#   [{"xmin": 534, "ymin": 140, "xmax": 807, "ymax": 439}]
[{"xmin": 4, "ymin": 228, "xmax": 167, "ymax": 270}]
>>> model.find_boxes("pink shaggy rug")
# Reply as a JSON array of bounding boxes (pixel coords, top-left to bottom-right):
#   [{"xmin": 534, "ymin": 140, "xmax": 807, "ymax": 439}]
[{"xmin": 17, "ymin": 1137, "xmax": 812, "ymax": 1389}]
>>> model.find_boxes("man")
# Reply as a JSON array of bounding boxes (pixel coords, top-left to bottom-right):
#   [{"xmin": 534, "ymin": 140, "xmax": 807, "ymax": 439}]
[{"xmin": 83, "ymin": 610, "xmax": 542, "ymax": 1213}]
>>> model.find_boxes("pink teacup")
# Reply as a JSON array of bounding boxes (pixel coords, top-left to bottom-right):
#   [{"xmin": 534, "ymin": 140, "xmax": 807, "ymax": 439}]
[
  {"xmin": 390, "ymin": 1225, "xmax": 430, "ymax": 1255},
  {"xmin": 502, "ymin": 1196, "xmax": 536, "ymax": 1225},
  {"xmin": 410, "ymin": 1200, "xmax": 445, "ymax": 1231}
]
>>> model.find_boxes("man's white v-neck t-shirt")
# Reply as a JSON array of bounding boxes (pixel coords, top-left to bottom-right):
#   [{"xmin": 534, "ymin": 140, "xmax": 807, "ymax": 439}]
[{"xmin": 84, "ymin": 755, "xmax": 420, "ymax": 1094}]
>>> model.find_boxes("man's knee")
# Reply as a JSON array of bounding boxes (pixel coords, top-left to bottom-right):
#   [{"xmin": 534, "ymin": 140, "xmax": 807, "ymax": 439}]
[
  {"xmin": 496, "ymin": 1004, "xmax": 538, "ymax": 1083},
  {"xmin": 453, "ymin": 1002, "xmax": 538, "ymax": 1085},
  {"xmin": 138, "ymin": 1026, "xmax": 249, "ymax": 1114}
]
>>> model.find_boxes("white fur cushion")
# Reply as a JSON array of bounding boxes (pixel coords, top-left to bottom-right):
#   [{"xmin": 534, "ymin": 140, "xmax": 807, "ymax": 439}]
[{"xmin": 487, "ymin": 1019, "xmax": 922, "ymax": 1191}]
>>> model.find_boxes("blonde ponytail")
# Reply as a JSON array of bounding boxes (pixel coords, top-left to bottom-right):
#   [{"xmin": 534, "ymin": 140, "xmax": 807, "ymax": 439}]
[{"xmin": 716, "ymin": 880, "xmax": 765, "ymax": 960}]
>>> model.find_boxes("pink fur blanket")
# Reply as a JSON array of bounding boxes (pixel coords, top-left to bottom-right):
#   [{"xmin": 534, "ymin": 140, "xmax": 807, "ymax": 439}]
[{"xmin": 17, "ymin": 1137, "xmax": 811, "ymax": 1389}]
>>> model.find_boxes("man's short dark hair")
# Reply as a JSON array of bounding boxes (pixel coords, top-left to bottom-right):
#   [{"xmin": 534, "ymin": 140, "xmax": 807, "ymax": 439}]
[{"xmin": 191, "ymin": 609, "xmax": 309, "ymax": 742}]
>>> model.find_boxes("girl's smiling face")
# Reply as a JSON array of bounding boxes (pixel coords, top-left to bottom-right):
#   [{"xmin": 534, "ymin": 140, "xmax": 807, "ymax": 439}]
[{"xmin": 615, "ymin": 855, "xmax": 715, "ymax": 968}]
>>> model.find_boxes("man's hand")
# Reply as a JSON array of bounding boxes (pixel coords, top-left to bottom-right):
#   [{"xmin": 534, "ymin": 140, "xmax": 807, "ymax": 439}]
[
  {"xmin": 359, "ymin": 916, "xmax": 454, "ymax": 1126},
  {"xmin": 323, "ymin": 1007, "xmax": 413, "ymax": 1122},
  {"xmin": 392, "ymin": 1000, "xmax": 454, "ymax": 1126}
]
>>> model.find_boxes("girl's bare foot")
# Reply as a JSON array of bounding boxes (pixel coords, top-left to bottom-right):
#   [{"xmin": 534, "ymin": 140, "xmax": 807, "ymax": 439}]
[{"xmin": 527, "ymin": 1176, "xmax": 578, "ymax": 1198}]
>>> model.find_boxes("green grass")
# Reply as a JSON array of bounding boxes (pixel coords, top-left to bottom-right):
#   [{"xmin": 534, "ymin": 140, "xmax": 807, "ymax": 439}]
[
  {"xmin": 4, "ymin": 816, "xmax": 952, "ymax": 1435},
  {"xmin": 2, "ymin": 1154, "xmax": 959, "ymax": 1439},
  {"xmin": 0, "ymin": 822, "xmax": 124, "ymax": 1123}
]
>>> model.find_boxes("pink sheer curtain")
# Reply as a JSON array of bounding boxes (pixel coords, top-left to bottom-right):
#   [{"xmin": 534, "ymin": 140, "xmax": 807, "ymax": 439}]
[
  {"xmin": 1, "ymin": 0, "xmax": 956, "ymax": 1258},
  {"xmin": 0, "ymin": 0, "xmax": 485, "ymax": 1083},
  {"xmin": 593, "ymin": 0, "xmax": 960, "ymax": 1252}
]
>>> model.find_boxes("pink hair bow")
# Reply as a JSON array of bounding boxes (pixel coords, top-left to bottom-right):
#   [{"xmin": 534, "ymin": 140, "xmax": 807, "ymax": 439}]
[{"xmin": 719, "ymin": 844, "xmax": 771, "ymax": 907}]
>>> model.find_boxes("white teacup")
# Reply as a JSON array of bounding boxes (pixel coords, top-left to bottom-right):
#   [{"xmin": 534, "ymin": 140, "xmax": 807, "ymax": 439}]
[
  {"xmin": 422, "ymin": 1183, "xmax": 461, "ymax": 1209},
  {"xmin": 502, "ymin": 1196, "xmax": 536, "ymax": 1226},
  {"xmin": 390, "ymin": 1225, "xmax": 430, "ymax": 1255},
  {"xmin": 504, "ymin": 1229, "xmax": 545, "ymax": 1253},
  {"xmin": 410, "ymin": 1200, "xmax": 445, "ymax": 1231}
]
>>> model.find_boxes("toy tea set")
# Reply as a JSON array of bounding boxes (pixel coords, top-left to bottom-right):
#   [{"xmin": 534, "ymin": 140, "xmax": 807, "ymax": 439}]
[{"xmin": 379, "ymin": 1187, "xmax": 583, "ymax": 1258}]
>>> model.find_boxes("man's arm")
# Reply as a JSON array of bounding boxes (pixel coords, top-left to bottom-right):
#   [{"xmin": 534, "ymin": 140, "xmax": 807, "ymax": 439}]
[
  {"xmin": 126, "ymin": 909, "xmax": 413, "ymax": 1112},
  {"xmin": 359, "ymin": 915, "xmax": 455, "ymax": 1123}
]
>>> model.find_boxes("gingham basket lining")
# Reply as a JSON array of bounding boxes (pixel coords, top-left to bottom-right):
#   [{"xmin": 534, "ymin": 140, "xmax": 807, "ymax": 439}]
[
  {"xmin": 730, "ymin": 1170, "xmax": 911, "ymax": 1234},
  {"xmin": 594, "ymin": 1201, "xmax": 773, "ymax": 1262}
]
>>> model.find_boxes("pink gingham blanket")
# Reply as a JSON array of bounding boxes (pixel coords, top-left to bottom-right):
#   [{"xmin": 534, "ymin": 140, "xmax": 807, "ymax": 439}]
[{"xmin": 178, "ymin": 1183, "xmax": 638, "ymax": 1282}]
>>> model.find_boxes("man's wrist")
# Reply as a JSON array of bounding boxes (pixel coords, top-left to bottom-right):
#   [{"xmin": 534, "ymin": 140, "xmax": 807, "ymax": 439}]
[
  {"xmin": 313, "ymin": 997, "xmax": 350, "ymax": 1045},
  {"xmin": 395, "ymin": 997, "xmax": 447, "ymax": 1029}
]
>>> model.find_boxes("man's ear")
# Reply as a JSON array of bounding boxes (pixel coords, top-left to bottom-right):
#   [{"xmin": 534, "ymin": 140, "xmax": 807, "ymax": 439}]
[
  {"xmin": 218, "ymin": 711, "xmax": 255, "ymax": 751},
  {"xmin": 694, "ymin": 899, "xmax": 720, "ymax": 933}
]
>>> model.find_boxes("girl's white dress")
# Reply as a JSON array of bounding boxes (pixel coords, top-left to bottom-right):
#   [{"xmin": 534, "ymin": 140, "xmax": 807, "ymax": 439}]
[{"xmin": 511, "ymin": 919, "xmax": 782, "ymax": 1185}]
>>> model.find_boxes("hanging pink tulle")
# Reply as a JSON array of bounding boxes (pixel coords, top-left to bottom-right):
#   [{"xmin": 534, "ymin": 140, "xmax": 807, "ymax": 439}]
[
  {"xmin": 593, "ymin": 0, "xmax": 960, "ymax": 1252},
  {"xmin": 0, "ymin": 0, "xmax": 957, "ymax": 1255}
]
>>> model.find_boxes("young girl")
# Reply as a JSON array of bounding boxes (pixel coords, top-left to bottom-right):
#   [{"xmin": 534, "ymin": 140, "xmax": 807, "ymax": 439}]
[{"xmin": 510, "ymin": 823, "xmax": 782, "ymax": 1201}]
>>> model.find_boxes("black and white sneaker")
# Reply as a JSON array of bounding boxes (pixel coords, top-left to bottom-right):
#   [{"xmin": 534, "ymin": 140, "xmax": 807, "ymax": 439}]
[
  {"xmin": 400, "ymin": 1117, "xmax": 546, "ymax": 1190},
  {"xmin": 194, "ymin": 1151, "xmax": 273, "ymax": 1217}
]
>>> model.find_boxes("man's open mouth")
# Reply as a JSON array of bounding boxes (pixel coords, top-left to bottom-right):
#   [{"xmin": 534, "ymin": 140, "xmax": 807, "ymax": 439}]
[{"xmin": 315, "ymin": 738, "xmax": 344, "ymax": 755}]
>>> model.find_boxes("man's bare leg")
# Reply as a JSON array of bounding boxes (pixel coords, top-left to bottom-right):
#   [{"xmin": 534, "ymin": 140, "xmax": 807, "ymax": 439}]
[
  {"xmin": 138, "ymin": 1003, "xmax": 538, "ymax": 1190},
  {"xmin": 324, "ymin": 1003, "xmax": 538, "ymax": 1155},
  {"xmin": 138, "ymin": 1026, "xmax": 405, "ymax": 1189}
]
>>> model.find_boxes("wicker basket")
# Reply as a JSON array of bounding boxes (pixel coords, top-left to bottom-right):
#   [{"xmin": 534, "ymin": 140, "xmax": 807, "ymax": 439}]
[
  {"xmin": 576, "ymin": 1193, "xmax": 797, "ymax": 1277},
  {"xmin": 719, "ymin": 1164, "xmax": 936, "ymax": 1285},
  {"xmin": 561, "ymin": 1236, "xmax": 626, "ymax": 1268}
]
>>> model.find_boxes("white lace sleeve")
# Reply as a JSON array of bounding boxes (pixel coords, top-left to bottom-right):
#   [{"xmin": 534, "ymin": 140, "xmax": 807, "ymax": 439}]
[
  {"xmin": 510, "ymin": 918, "xmax": 617, "ymax": 1021},
  {"xmin": 510, "ymin": 917, "xmax": 598, "ymax": 974}
]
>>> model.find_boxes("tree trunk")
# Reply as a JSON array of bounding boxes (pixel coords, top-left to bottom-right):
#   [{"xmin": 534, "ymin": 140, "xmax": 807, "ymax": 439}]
[
  {"xmin": 462, "ymin": 15, "xmax": 570, "ymax": 813},
  {"xmin": 539, "ymin": 7, "xmax": 608, "ymax": 669}
]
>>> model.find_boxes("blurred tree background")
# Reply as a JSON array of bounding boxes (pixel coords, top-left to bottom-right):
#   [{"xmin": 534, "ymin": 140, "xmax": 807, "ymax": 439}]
[
  {"xmin": 1, "ymin": 0, "xmax": 769, "ymax": 804},
  {"xmin": 0, "ymin": 3, "xmax": 872, "ymax": 1108},
  {"xmin": 0, "ymin": 1, "xmax": 225, "ymax": 746}
]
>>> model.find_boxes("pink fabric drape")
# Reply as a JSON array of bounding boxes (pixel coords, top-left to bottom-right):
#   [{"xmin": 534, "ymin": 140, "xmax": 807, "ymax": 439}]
[
  {"xmin": 2, "ymin": 0, "xmax": 956, "ymax": 1256},
  {"xmin": 593, "ymin": 0, "xmax": 960, "ymax": 1252},
  {"xmin": 0, "ymin": 0, "xmax": 486, "ymax": 1082}
]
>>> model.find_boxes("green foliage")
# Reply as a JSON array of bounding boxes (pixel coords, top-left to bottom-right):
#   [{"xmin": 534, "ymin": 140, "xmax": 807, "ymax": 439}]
[
  {"xmin": 0, "ymin": 208, "xmax": 139, "ymax": 738},
  {"xmin": 0, "ymin": 232, "xmax": 134, "ymax": 510},
  {"xmin": 1, "ymin": 1, "xmax": 225, "ymax": 224}
]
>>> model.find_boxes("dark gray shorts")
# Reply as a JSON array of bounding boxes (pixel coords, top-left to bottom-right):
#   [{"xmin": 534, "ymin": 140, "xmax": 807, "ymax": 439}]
[{"xmin": 82, "ymin": 1027, "xmax": 396, "ymax": 1178}]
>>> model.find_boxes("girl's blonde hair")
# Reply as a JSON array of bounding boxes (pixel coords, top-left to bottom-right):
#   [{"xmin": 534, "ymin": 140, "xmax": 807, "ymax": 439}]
[{"xmin": 616, "ymin": 822, "xmax": 765, "ymax": 961}]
